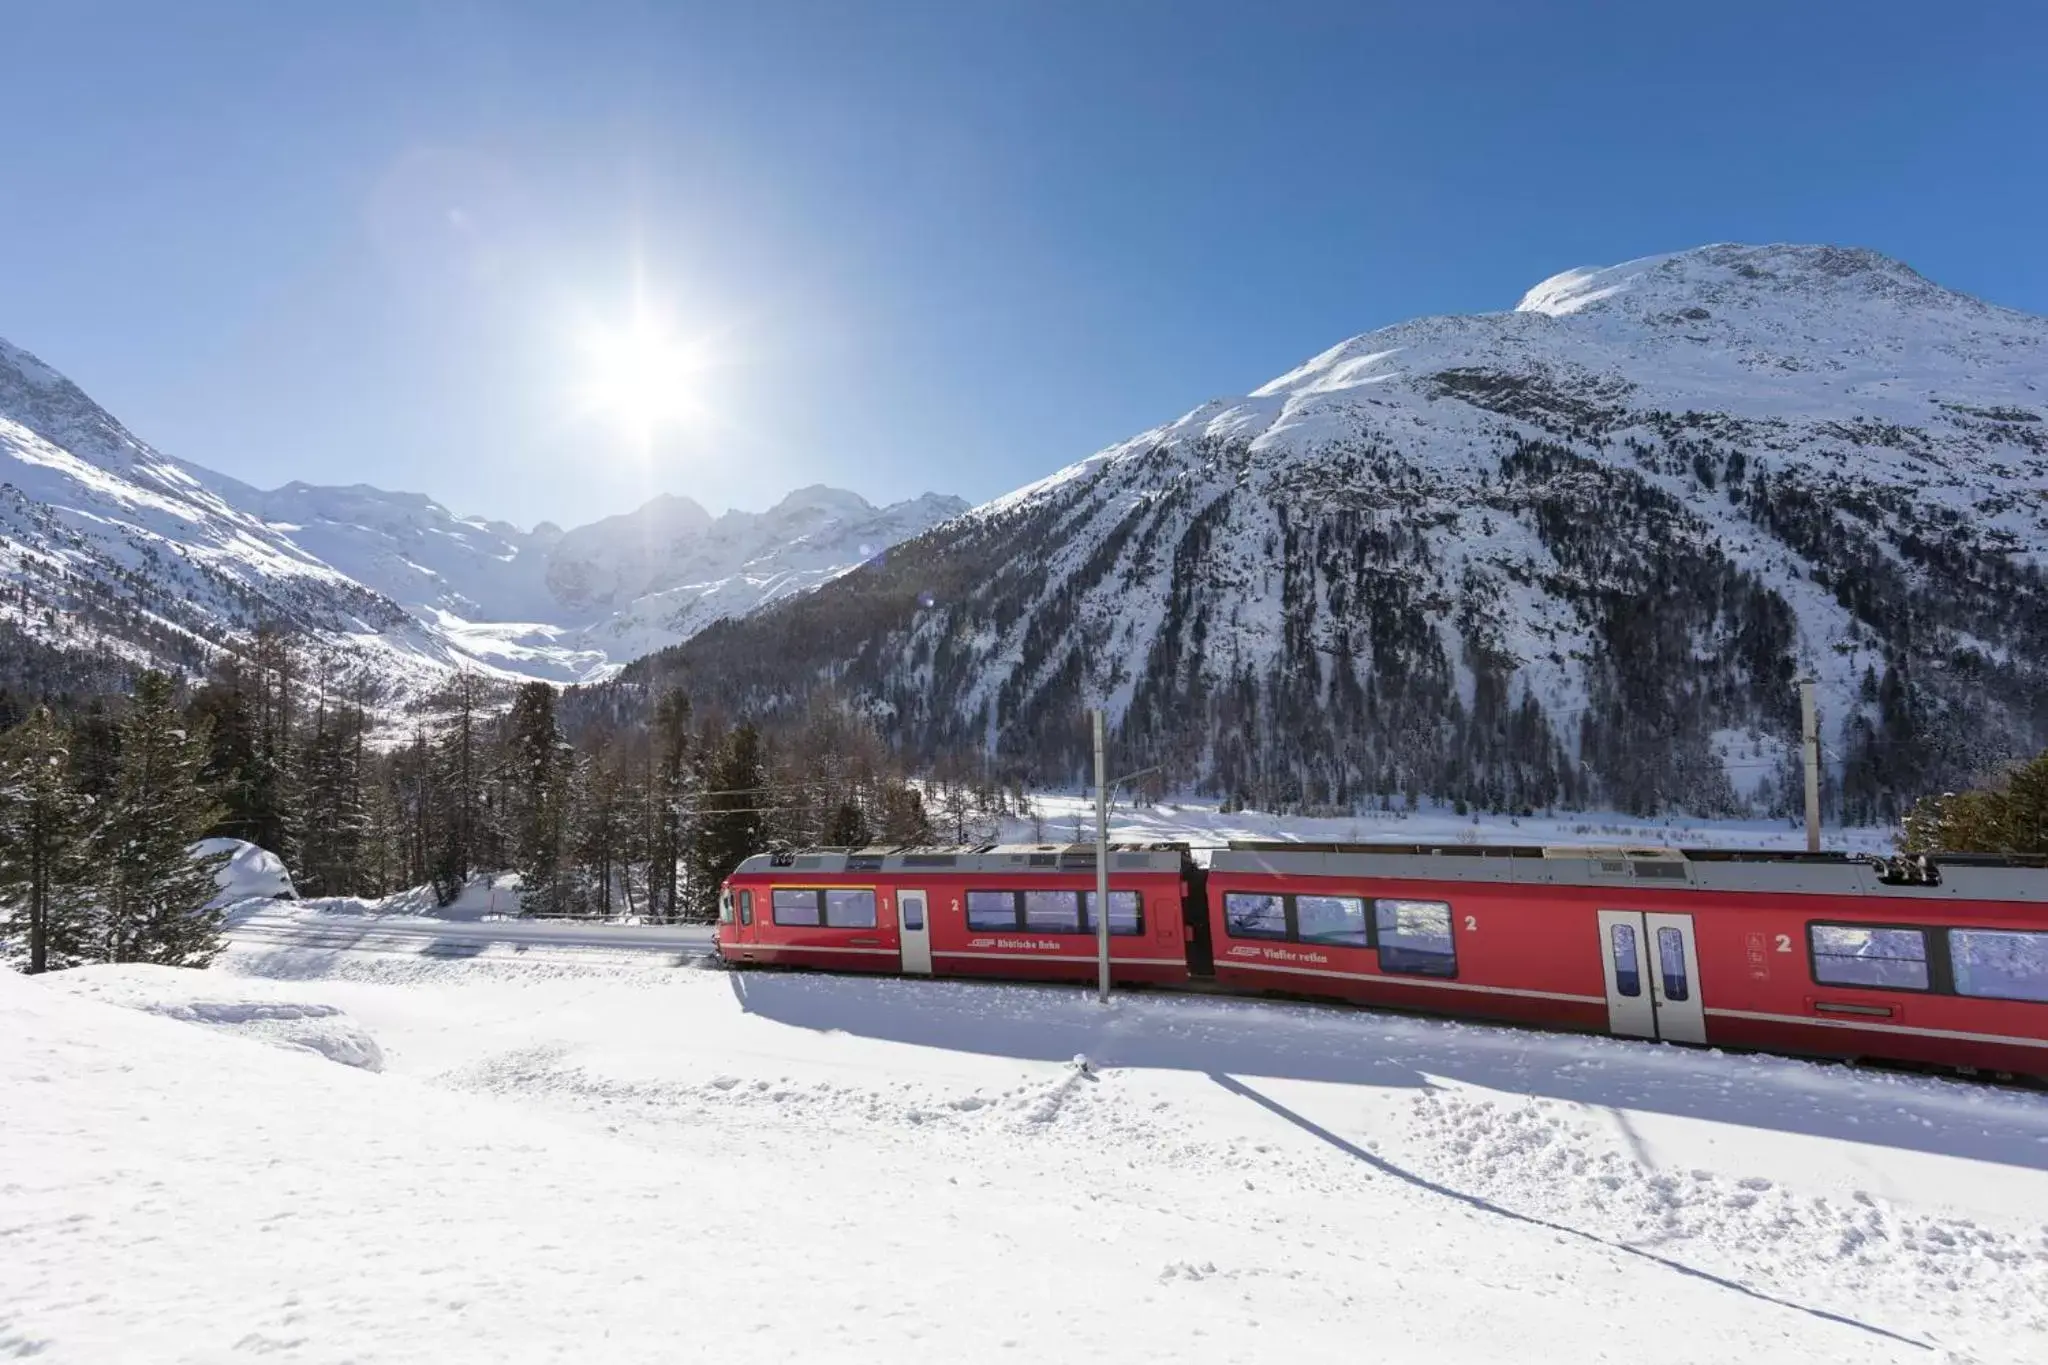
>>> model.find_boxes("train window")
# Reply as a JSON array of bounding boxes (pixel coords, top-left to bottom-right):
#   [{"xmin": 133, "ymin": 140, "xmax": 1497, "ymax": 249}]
[
  {"xmin": 772, "ymin": 888, "xmax": 822, "ymax": 926},
  {"xmin": 1081, "ymin": 890, "xmax": 1144, "ymax": 936},
  {"xmin": 1656, "ymin": 927, "xmax": 1689, "ymax": 1002},
  {"xmin": 1808, "ymin": 923, "xmax": 1930, "ymax": 991},
  {"xmin": 1950, "ymin": 929, "xmax": 2048, "ymax": 1003},
  {"xmin": 1224, "ymin": 893, "xmax": 1288, "ymax": 940},
  {"xmin": 1610, "ymin": 923, "xmax": 1641, "ymax": 997},
  {"xmin": 1374, "ymin": 899, "xmax": 1456, "ymax": 976},
  {"xmin": 739, "ymin": 890, "xmax": 753, "ymax": 926},
  {"xmin": 825, "ymin": 889, "xmax": 878, "ymax": 928},
  {"xmin": 1024, "ymin": 889, "xmax": 1082, "ymax": 932},
  {"xmin": 902, "ymin": 895, "xmax": 924, "ymax": 931},
  {"xmin": 1296, "ymin": 895, "xmax": 1368, "ymax": 948},
  {"xmin": 967, "ymin": 890, "xmax": 1018, "ymax": 930}
]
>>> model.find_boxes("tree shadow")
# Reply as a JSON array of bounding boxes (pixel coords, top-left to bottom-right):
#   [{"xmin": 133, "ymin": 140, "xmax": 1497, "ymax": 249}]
[{"xmin": 726, "ymin": 969, "xmax": 2048, "ymax": 1172}]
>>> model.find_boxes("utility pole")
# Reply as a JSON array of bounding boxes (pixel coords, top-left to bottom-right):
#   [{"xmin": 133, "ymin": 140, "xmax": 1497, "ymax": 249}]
[
  {"xmin": 1798, "ymin": 678, "xmax": 1821, "ymax": 853},
  {"xmin": 1094, "ymin": 708, "xmax": 1112, "ymax": 1004}
]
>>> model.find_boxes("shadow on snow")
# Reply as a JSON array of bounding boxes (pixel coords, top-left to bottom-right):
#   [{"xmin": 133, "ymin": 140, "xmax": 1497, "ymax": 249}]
[{"xmin": 725, "ymin": 968, "xmax": 2048, "ymax": 1175}]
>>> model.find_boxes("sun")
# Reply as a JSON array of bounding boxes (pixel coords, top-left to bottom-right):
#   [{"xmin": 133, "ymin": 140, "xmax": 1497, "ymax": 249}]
[{"xmin": 573, "ymin": 304, "xmax": 711, "ymax": 440}]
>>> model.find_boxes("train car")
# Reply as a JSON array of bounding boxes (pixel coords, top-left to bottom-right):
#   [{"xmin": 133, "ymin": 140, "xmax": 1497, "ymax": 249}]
[
  {"xmin": 719, "ymin": 842, "xmax": 1194, "ymax": 985},
  {"xmin": 1206, "ymin": 842, "xmax": 2048, "ymax": 1076}
]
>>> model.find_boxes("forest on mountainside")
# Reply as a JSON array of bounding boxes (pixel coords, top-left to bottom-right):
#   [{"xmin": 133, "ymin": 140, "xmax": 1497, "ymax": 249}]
[
  {"xmin": 0, "ymin": 628, "xmax": 1039, "ymax": 973},
  {"xmin": 619, "ymin": 422, "xmax": 2048, "ymax": 826}
]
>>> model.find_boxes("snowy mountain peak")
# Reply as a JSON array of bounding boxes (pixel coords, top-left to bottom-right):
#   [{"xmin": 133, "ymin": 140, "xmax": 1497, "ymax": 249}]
[
  {"xmin": 0, "ymin": 337, "xmax": 66, "ymax": 389},
  {"xmin": 0, "ymin": 336, "xmax": 173, "ymax": 485},
  {"xmin": 1513, "ymin": 243, "xmax": 1953, "ymax": 318},
  {"xmin": 768, "ymin": 483, "xmax": 876, "ymax": 520},
  {"xmin": 652, "ymin": 241, "xmax": 2048, "ymax": 824},
  {"xmin": 2, "ymin": 336, "xmax": 962, "ymax": 692}
]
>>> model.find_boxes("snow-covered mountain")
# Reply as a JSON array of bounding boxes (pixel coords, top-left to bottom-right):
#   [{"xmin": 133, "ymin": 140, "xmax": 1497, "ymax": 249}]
[
  {"xmin": 0, "ymin": 337, "xmax": 964, "ymax": 693},
  {"xmin": 634, "ymin": 244, "xmax": 2048, "ymax": 822}
]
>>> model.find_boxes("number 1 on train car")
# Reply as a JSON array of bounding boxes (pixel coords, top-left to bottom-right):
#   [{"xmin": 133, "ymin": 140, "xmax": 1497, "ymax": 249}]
[
  {"xmin": 1596, "ymin": 910, "xmax": 1707, "ymax": 1044},
  {"xmin": 899, "ymin": 890, "xmax": 932, "ymax": 975}
]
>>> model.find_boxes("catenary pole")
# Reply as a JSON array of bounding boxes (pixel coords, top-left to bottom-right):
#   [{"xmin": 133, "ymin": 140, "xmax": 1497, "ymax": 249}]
[
  {"xmin": 1799, "ymin": 678, "xmax": 1821, "ymax": 853},
  {"xmin": 1095, "ymin": 708, "xmax": 1111, "ymax": 1004}
]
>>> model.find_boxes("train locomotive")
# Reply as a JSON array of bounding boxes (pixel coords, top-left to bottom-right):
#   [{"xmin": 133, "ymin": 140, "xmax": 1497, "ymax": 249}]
[{"xmin": 717, "ymin": 840, "xmax": 2048, "ymax": 1078}]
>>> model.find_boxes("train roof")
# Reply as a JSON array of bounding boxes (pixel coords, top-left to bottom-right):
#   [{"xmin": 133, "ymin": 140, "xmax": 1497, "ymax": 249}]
[
  {"xmin": 733, "ymin": 843, "xmax": 1189, "ymax": 877},
  {"xmin": 733, "ymin": 840, "xmax": 2048, "ymax": 902},
  {"xmin": 1212, "ymin": 842, "xmax": 2048, "ymax": 902}
]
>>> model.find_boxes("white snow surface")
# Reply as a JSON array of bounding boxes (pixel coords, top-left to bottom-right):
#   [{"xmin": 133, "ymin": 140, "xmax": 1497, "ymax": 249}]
[
  {"xmin": 39, "ymin": 962, "xmax": 384, "ymax": 1071},
  {"xmin": 6, "ymin": 867, "xmax": 2048, "ymax": 1362},
  {"xmin": 194, "ymin": 837, "xmax": 297, "ymax": 905}
]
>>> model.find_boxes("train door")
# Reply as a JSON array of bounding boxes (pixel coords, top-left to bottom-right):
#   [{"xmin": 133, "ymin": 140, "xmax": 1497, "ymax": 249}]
[
  {"xmin": 734, "ymin": 887, "xmax": 756, "ymax": 952},
  {"xmin": 898, "ymin": 889, "xmax": 932, "ymax": 975},
  {"xmin": 1597, "ymin": 910, "xmax": 1706, "ymax": 1045}
]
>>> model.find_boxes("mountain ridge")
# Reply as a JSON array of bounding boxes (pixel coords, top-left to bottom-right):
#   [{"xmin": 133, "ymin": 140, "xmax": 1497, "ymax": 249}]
[
  {"xmin": 0, "ymin": 337, "xmax": 964, "ymax": 693},
  {"xmin": 627, "ymin": 242, "xmax": 2048, "ymax": 822}
]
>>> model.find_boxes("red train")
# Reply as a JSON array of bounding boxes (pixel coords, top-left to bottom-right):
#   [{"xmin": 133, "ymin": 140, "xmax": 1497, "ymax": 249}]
[{"xmin": 717, "ymin": 841, "xmax": 2048, "ymax": 1077}]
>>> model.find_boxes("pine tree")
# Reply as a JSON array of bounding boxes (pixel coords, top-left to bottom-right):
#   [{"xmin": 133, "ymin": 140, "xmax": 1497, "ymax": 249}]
[
  {"xmin": 1902, "ymin": 749, "xmax": 2048, "ymax": 856},
  {"xmin": 191, "ymin": 630, "xmax": 303, "ymax": 866},
  {"xmin": 298, "ymin": 703, "xmax": 369, "ymax": 896},
  {"xmin": 429, "ymin": 672, "xmax": 490, "ymax": 906},
  {"xmin": 505, "ymin": 682, "xmax": 570, "ymax": 916},
  {"xmin": 95, "ymin": 672, "xmax": 232, "ymax": 967},
  {"xmin": 824, "ymin": 799, "xmax": 868, "ymax": 847},
  {"xmin": 570, "ymin": 740, "xmax": 633, "ymax": 918},
  {"xmin": 0, "ymin": 707, "xmax": 95, "ymax": 972},
  {"xmin": 646, "ymin": 689, "xmax": 693, "ymax": 922},
  {"xmin": 68, "ymin": 697, "xmax": 122, "ymax": 806},
  {"xmin": 686, "ymin": 721, "xmax": 764, "ymax": 920},
  {"xmin": 876, "ymin": 783, "xmax": 930, "ymax": 844}
]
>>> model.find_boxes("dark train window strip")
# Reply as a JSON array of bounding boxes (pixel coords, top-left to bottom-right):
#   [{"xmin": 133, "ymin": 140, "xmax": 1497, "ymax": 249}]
[
  {"xmin": 1221, "ymin": 891, "xmax": 1456, "ymax": 977},
  {"xmin": 966, "ymin": 889, "xmax": 1145, "ymax": 936},
  {"xmin": 770, "ymin": 887, "xmax": 878, "ymax": 929}
]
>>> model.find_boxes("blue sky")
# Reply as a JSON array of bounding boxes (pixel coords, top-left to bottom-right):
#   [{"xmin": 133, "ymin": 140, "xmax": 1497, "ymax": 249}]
[{"xmin": 3, "ymin": 1, "xmax": 2045, "ymax": 530}]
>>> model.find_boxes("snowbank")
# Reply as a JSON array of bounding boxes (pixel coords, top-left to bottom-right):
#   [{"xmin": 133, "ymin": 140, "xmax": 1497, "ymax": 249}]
[
  {"xmin": 295, "ymin": 871, "xmax": 522, "ymax": 922},
  {"xmin": 192, "ymin": 836, "xmax": 296, "ymax": 905},
  {"xmin": 42, "ymin": 963, "xmax": 383, "ymax": 1071}
]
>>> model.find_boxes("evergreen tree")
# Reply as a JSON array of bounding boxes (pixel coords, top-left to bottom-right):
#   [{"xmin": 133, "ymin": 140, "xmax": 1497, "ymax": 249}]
[
  {"xmin": 1902, "ymin": 749, "xmax": 2048, "ymax": 856},
  {"xmin": 68, "ymin": 697, "xmax": 123, "ymax": 806},
  {"xmin": 190, "ymin": 631, "xmax": 303, "ymax": 865},
  {"xmin": 876, "ymin": 783, "xmax": 930, "ymax": 844},
  {"xmin": 570, "ymin": 740, "xmax": 633, "ymax": 917},
  {"xmin": 646, "ymin": 688, "xmax": 693, "ymax": 922},
  {"xmin": 94, "ymin": 672, "xmax": 231, "ymax": 966},
  {"xmin": 428, "ymin": 671, "xmax": 490, "ymax": 905},
  {"xmin": 686, "ymin": 721, "xmax": 764, "ymax": 920},
  {"xmin": 505, "ymin": 682, "xmax": 570, "ymax": 916},
  {"xmin": 298, "ymin": 703, "xmax": 369, "ymax": 896},
  {"xmin": 360, "ymin": 762, "xmax": 405, "ymax": 898},
  {"xmin": 0, "ymin": 707, "xmax": 94, "ymax": 972},
  {"xmin": 824, "ymin": 799, "xmax": 869, "ymax": 847}
]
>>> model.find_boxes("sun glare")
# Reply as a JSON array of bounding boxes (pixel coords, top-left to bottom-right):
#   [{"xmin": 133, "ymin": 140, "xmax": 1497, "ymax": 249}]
[{"xmin": 573, "ymin": 304, "xmax": 711, "ymax": 441}]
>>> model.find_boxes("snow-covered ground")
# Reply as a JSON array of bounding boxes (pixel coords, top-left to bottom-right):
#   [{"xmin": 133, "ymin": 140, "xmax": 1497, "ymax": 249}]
[
  {"xmin": 1004, "ymin": 793, "xmax": 1896, "ymax": 856},
  {"xmin": 6, "ymin": 884, "xmax": 2046, "ymax": 1363}
]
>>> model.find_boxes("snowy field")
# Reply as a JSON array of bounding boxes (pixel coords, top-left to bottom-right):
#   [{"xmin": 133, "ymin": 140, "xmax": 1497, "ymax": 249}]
[
  {"xmin": 6, "ymin": 882, "xmax": 2048, "ymax": 1364},
  {"xmin": 1003, "ymin": 793, "xmax": 1896, "ymax": 856}
]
